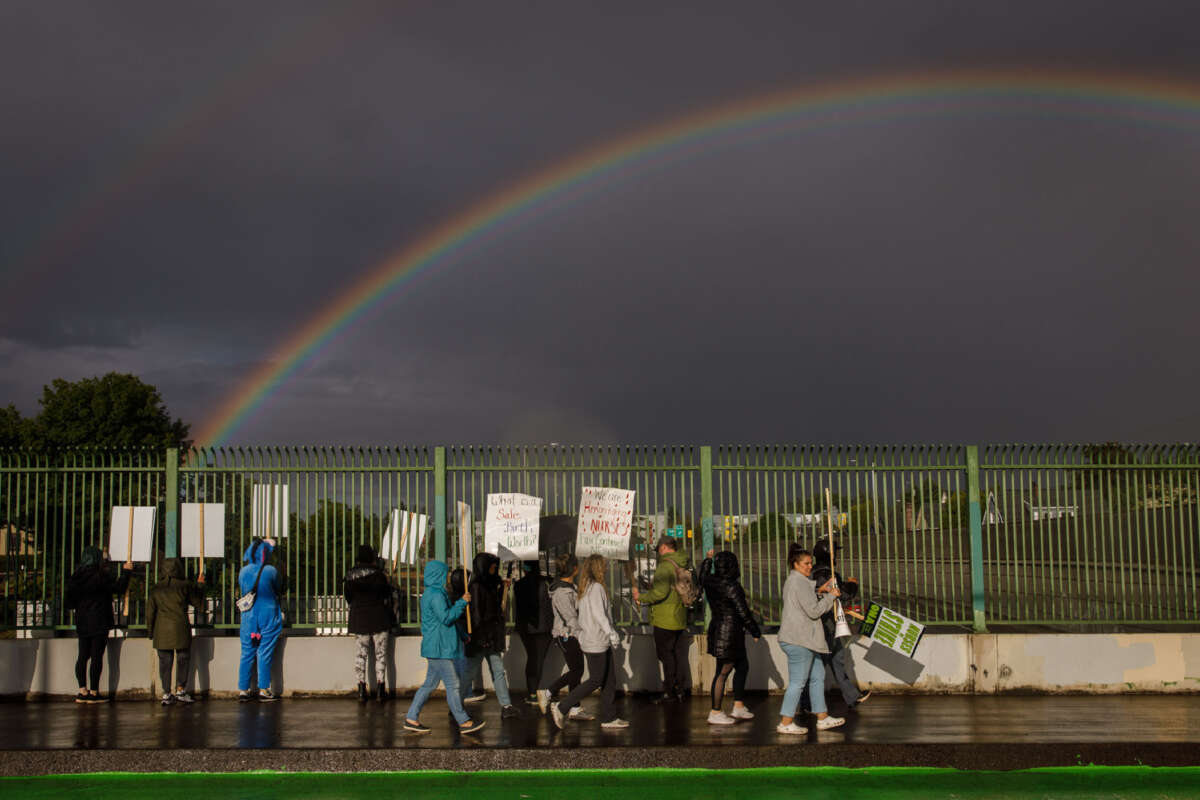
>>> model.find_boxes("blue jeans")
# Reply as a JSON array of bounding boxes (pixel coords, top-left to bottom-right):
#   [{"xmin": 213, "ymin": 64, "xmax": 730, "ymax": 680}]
[
  {"xmin": 459, "ymin": 651, "xmax": 512, "ymax": 707},
  {"xmin": 406, "ymin": 658, "xmax": 469, "ymax": 725},
  {"xmin": 779, "ymin": 641, "xmax": 826, "ymax": 717}
]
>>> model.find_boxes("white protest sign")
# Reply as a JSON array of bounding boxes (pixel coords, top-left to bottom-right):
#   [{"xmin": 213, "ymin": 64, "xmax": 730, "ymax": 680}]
[
  {"xmin": 484, "ymin": 493, "xmax": 542, "ymax": 562},
  {"xmin": 181, "ymin": 503, "xmax": 225, "ymax": 558},
  {"xmin": 381, "ymin": 509, "xmax": 428, "ymax": 564},
  {"xmin": 575, "ymin": 487, "xmax": 635, "ymax": 561},
  {"xmin": 859, "ymin": 602, "xmax": 925, "ymax": 658},
  {"xmin": 107, "ymin": 506, "xmax": 156, "ymax": 562},
  {"xmin": 252, "ymin": 484, "xmax": 289, "ymax": 539}
]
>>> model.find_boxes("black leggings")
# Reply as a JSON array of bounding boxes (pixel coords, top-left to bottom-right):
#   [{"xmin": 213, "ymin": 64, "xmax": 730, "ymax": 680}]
[
  {"xmin": 518, "ymin": 631, "xmax": 551, "ymax": 694},
  {"xmin": 541, "ymin": 636, "xmax": 584, "ymax": 695},
  {"xmin": 158, "ymin": 649, "xmax": 191, "ymax": 692},
  {"xmin": 75, "ymin": 635, "xmax": 107, "ymax": 691},
  {"xmin": 711, "ymin": 654, "xmax": 749, "ymax": 710}
]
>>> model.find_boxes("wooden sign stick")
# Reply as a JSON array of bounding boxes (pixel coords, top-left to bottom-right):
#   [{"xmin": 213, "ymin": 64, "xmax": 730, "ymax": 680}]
[
  {"xmin": 122, "ymin": 508, "xmax": 134, "ymax": 623},
  {"xmin": 825, "ymin": 487, "xmax": 836, "ymax": 577},
  {"xmin": 460, "ymin": 504, "xmax": 472, "ymax": 634},
  {"xmin": 198, "ymin": 502, "xmax": 206, "ymax": 581},
  {"xmin": 395, "ymin": 512, "xmax": 412, "ymax": 573}
]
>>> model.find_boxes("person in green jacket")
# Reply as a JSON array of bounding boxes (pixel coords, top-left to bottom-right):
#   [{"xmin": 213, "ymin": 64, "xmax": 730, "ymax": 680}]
[
  {"xmin": 146, "ymin": 558, "xmax": 206, "ymax": 705},
  {"xmin": 632, "ymin": 536, "xmax": 693, "ymax": 701}
]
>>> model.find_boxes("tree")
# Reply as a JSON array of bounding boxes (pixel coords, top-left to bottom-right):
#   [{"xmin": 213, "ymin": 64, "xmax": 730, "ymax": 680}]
[
  {"xmin": 744, "ymin": 512, "xmax": 796, "ymax": 542},
  {"xmin": 25, "ymin": 373, "xmax": 191, "ymax": 450},
  {"xmin": 0, "ymin": 404, "xmax": 28, "ymax": 448}
]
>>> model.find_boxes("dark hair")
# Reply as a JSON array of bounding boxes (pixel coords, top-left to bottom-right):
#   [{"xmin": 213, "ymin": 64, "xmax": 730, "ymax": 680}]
[
  {"xmin": 656, "ymin": 535, "xmax": 678, "ymax": 552},
  {"xmin": 787, "ymin": 543, "xmax": 813, "ymax": 568},
  {"xmin": 556, "ymin": 553, "xmax": 578, "ymax": 577}
]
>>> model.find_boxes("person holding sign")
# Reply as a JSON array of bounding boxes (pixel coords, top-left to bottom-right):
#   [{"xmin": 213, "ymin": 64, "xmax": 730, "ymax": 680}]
[
  {"xmin": 65, "ymin": 546, "xmax": 132, "ymax": 703},
  {"xmin": 462, "ymin": 553, "xmax": 520, "ymax": 719},
  {"xmin": 698, "ymin": 549, "xmax": 762, "ymax": 725},
  {"xmin": 237, "ymin": 538, "xmax": 283, "ymax": 702},
  {"xmin": 551, "ymin": 554, "xmax": 629, "ymax": 730},
  {"xmin": 776, "ymin": 544, "xmax": 845, "ymax": 734},
  {"xmin": 402, "ymin": 559, "xmax": 485, "ymax": 735},
  {"xmin": 343, "ymin": 543, "xmax": 392, "ymax": 703},
  {"xmin": 146, "ymin": 558, "xmax": 206, "ymax": 705}
]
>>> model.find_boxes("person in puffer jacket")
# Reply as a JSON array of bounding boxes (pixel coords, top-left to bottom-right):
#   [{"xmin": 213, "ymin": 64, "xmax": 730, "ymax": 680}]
[
  {"xmin": 535, "ymin": 553, "xmax": 590, "ymax": 719},
  {"xmin": 402, "ymin": 560, "xmax": 485, "ymax": 735},
  {"xmin": 461, "ymin": 552, "xmax": 518, "ymax": 718},
  {"xmin": 698, "ymin": 549, "xmax": 762, "ymax": 725},
  {"xmin": 342, "ymin": 543, "xmax": 391, "ymax": 702},
  {"xmin": 237, "ymin": 538, "xmax": 283, "ymax": 701},
  {"xmin": 550, "ymin": 554, "xmax": 628, "ymax": 730}
]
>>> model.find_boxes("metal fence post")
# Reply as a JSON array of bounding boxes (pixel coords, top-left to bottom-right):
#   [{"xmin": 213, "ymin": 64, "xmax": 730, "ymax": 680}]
[
  {"xmin": 966, "ymin": 445, "xmax": 988, "ymax": 632},
  {"xmin": 164, "ymin": 447, "xmax": 179, "ymax": 559},
  {"xmin": 700, "ymin": 446, "xmax": 714, "ymax": 556},
  {"xmin": 434, "ymin": 446, "xmax": 446, "ymax": 561}
]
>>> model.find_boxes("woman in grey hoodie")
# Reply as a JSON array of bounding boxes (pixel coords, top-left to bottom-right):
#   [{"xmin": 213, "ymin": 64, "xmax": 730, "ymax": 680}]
[
  {"xmin": 550, "ymin": 554, "xmax": 628, "ymax": 730},
  {"xmin": 536, "ymin": 554, "xmax": 592, "ymax": 719},
  {"xmin": 776, "ymin": 543, "xmax": 845, "ymax": 734}
]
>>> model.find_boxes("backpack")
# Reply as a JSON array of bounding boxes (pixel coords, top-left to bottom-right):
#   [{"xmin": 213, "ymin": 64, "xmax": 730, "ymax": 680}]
[{"xmin": 671, "ymin": 561, "xmax": 702, "ymax": 609}]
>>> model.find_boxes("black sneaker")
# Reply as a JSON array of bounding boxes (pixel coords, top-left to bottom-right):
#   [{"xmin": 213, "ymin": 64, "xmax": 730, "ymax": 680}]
[
  {"xmin": 501, "ymin": 704, "xmax": 521, "ymax": 719},
  {"xmin": 357, "ymin": 682, "xmax": 368, "ymax": 703},
  {"xmin": 75, "ymin": 692, "xmax": 89, "ymax": 704},
  {"xmin": 238, "ymin": 690, "xmax": 253, "ymax": 702},
  {"xmin": 459, "ymin": 719, "xmax": 486, "ymax": 734},
  {"xmin": 403, "ymin": 719, "xmax": 431, "ymax": 734}
]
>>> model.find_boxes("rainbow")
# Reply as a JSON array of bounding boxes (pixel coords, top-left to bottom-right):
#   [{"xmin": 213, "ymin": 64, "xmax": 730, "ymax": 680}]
[{"xmin": 194, "ymin": 69, "xmax": 1200, "ymax": 445}]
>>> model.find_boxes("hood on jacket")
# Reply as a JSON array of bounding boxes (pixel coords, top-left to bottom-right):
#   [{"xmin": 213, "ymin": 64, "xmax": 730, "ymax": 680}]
[
  {"xmin": 161, "ymin": 558, "xmax": 184, "ymax": 579},
  {"xmin": 521, "ymin": 559, "xmax": 540, "ymax": 575},
  {"xmin": 712, "ymin": 550, "xmax": 740, "ymax": 580},
  {"xmin": 356, "ymin": 543, "xmax": 376, "ymax": 565},
  {"xmin": 79, "ymin": 546, "xmax": 103, "ymax": 569},
  {"xmin": 661, "ymin": 549, "xmax": 689, "ymax": 568},
  {"xmin": 472, "ymin": 552, "xmax": 501, "ymax": 587},
  {"xmin": 550, "ymin": 578, "xmax": 576, "ymax": 592},
  {"xmin": 243, "ymin": 539, "xmax": 274, "ymax": 565},
  {"xmin": 448, "ymin": 566, "xmax": 467, "ymax": 599},
  {"xmin": 423, "ymin": 559, "xmax": 449, "ymax": 589}
]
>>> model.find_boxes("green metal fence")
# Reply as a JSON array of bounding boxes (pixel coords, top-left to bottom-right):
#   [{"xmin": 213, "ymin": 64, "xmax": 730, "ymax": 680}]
[{"xmin": 2, "ymin": 443, "xmax": 1197, "ymax": 634}]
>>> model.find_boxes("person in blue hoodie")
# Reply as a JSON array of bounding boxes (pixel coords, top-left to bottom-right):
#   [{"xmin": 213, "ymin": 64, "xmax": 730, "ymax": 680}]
[
  {"xmin": 237, "ymin": 538, "xmax": 283, "ymax": 702},
  {"xmin": 403, "ymin": 559, "xmax": 486, "ymax": 735}
]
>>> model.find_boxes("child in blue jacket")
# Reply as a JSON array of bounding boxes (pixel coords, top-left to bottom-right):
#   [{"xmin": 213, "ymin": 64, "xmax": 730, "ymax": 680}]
[{"xmin": 403, "ymin": 560, "xmax": 486, "ymax": 734}]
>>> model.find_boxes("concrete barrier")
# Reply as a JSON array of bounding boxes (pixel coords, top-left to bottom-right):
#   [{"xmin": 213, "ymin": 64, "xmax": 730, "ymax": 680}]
[{"xmin": 2, "ymin": 632, "xmax": 1198, "ymax": 699}]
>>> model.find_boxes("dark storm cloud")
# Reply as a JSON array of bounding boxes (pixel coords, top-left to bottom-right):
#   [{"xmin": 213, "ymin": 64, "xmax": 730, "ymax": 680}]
[{"xmin": 2, "ymin": 1, "xmax": 1200, "ymax": 443}]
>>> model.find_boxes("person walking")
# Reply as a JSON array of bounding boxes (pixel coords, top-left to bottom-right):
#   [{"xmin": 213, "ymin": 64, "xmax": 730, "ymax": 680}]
[
  {"xmin": 698, "ymin": 549, "xmax": 762, "ymax": 725},
  {"xmin": 536, "ymin": 554, "xmax": 591, "ymax": 720},
  {"xmin": 403, "ymin": 559, "xmax": 485, "ymax": 734},
  {"xmin": 513, "ymin": 559, "xmax": 553, "ymax": 704},
  {"xmin": 146, "ymin": 557, "xmax": 206, "ymax": 705},
  {"xmin": 343, "ymin": 543, "xmax": 392, "ymax": 702},
  {"xmin": 448, "ymin": 566, "xmax": 485, "ymax": 702},
  {"xmin": 65, "ymin": 546, "xmax": 132, "ymax": 703},
  {"xmin": 461, "ymin": 552, "xmax": 519, "ymax": 718},
  {"xmin": 776, "ymin": 543, "xmax": 844, "ymax": 734},
  {"xmin": 551, "ymin": 554, "xmax": 628, "ymax": 730},
  {"xmin": 631, "ymin": 535, "xmax": 692, "ymax": 702},
  {"xmin": 237, "ymin": 538, "xmax": 283, "ymax": 702}
]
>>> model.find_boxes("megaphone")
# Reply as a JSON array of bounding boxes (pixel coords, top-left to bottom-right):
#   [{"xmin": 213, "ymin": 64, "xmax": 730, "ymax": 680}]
[{"xmin": 833, "ymin": 599, "xmax": 853, "ymax": 639}]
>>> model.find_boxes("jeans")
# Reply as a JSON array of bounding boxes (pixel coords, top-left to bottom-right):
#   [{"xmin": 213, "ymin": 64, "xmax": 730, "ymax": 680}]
[
  {"xmin": 558, "ymin": 648, "xmax": 617, "ymax": 723},
  {"xmin": 406, "ymin": 658, "xmax": 469, "ymax": 725},
  {"xmin": 518, "ymin": 631, "xmax": 551, "ymax": 694},
  {"xmin": 652, "ymin": 627, "xmax": 692, "ymax": 695},
  {"xmin": 459, "ymin": 650, "xmax": 512, "ymax": 707},
  {"xmin": 823, "ymin": 638, "xmax": 861, "ymax": 706},
  {"xmin": 779, "ymin": 641, "xmax": 826, "ymax": 717}
]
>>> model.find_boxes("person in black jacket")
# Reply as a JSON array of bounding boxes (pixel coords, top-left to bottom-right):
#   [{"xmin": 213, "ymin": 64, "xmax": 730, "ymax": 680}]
[
  {"xmin": 513, "ymin": 559, "xmax": 553, "ymax": 704},
  {"xmin": 65, "ymin": 546, "xmax": 132, "ymax": 703},
  {"xmin": 461, "ymin": 552, "xmax": 518, "ymax": 718},
  {"xmin": 698, "ymin": 549, "xmax": 762, "ymax": 725},
  {"xmin": 343, "ymin": 543, "xmax": 393, "ymax": 702}
]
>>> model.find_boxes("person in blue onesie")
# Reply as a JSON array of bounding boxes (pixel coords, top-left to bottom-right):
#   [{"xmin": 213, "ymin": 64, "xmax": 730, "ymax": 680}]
[{"xmin": 238, "ymin": 538, "xmax": 283, "ymax": 701}]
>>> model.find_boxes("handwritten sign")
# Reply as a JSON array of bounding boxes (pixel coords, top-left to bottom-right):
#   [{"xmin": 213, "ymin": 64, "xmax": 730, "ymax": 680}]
[
  {"xmin": 859, "ymin": 602, "xmax": 925, "ymax": 658},
  {"xmin": 484, "ymin": 493, "xmax": 542, "ymax": 562},
  {"xmin": 575, "ymin": 487, "xmax": 635, "ymax": 561},
  {"xmin": 381, "ymin": 510, "xmax": 428, "ymax": 565}
]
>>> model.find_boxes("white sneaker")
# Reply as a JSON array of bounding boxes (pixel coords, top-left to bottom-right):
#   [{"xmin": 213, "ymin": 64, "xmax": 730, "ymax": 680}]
[
  {"xmin": 707, "ymin": 710, "xmax": 736, "ymax": 725},
  {"xmin": 463, "ymin": 691, "xmax": 486, "ymax": 704},
  {"xmin": 536, "ymin": 689, "xmax": 551, "ymax": 715},
  {"xmin": 550, "ymin": 703, "xmax": 566, "ymax": 730},
  {"xmin": 777, "ymin": 722, "xmax": 808, "ymax": 735},
  {"xmin": 816, "ymin": 715, "xmax": 845, "ymax": 730},
  {"xmin": 568, "ymin": 706, "xmax": 595, "ymax": 721},
  {"xmin": 600, "ymin": 718, "xmax": 630, "ymax": 729},
  {"xmin": 730, "ymin": 705, "xmax": 754, "ymax": 720}
]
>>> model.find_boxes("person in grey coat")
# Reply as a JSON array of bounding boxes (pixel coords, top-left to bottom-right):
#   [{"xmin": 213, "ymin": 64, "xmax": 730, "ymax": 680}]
[{"xmin": 775, "ymin": 543, "xmax": 844, "ymax": 734}]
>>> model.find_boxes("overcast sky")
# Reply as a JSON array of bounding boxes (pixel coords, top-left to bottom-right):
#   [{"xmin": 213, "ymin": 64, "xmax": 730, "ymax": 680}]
[{"xmin": 2, "ymin": 1, "xmax": 1199, "ymax": 446}]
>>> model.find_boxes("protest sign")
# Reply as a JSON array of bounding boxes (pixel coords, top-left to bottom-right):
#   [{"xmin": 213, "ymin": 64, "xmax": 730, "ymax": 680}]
[
  {"xmin": 252, "ymin": 484, "xmax": 289, "ymax": 539},
  {"xmin": 484, "ymin": 493, "xmax": 542, "ymax": 561},
  {"xmin": 381, "ymin": 509, "xmax": 428, "ymax": 565},
  {"xmin": 181, "ymin": 503, "xmax": 225, "ymax": 559},
  {"xmin": 575, "ymin": 487, "xmax": 635, "ymax": 560},
  {"xmin": 107, "ymin": 506, "xmax": 156, "ymax": 562},
  {"xmin": 859, "ymin": 602, "xmax": 925, "ymax": 658}
]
